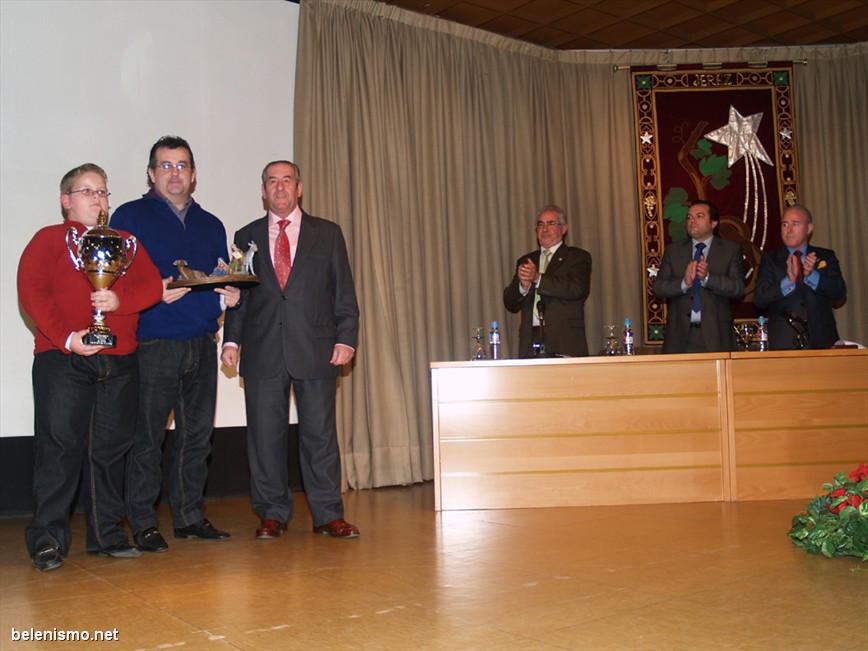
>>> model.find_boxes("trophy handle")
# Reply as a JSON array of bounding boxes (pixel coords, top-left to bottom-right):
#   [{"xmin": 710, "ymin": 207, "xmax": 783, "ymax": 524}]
[
  {"xmin": 65, "ymin": 227, "xmax": 84, "ymax": 271},
  {"xmin": 120, "ymin": 236, "xmax": 138, "ymax": 276}
]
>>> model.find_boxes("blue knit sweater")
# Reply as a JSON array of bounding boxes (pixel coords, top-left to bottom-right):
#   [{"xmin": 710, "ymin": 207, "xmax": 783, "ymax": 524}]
[{"xmin": 111, "ymin": 192, "xmax": 228, "ymax": 341}]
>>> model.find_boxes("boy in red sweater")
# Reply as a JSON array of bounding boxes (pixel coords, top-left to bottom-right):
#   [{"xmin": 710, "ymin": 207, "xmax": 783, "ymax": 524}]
[{"xmin": 18, "ymin": 163, "xmax": 162, "ymax": 571}]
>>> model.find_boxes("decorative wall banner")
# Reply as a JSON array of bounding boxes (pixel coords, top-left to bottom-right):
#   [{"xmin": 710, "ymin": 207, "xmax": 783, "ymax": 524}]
[{"xmin": 632, "ymin": 64, "xmax": 800, "ymax": 345}]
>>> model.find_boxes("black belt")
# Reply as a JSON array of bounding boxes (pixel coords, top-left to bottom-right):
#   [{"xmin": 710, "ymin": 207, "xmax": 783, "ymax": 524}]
[{"xmin": 689, "ymin": 322, "xmax": 702, "ymax": 329}]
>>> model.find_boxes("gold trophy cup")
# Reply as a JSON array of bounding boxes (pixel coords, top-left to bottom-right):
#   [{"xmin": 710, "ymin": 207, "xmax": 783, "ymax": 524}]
[{"xmin": 65, "ymin": 209, "xmax": 137, "ymax": 348}]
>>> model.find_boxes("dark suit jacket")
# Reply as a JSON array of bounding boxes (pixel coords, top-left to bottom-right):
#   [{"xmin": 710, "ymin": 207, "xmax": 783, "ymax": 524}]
[
  {"xmin": 653, "ymin": 237, "xmax": 744, "ymax": 353},
  {"xmin": 503, "ymin": 245, "xmax": 592, "ymax": 358},
  {"xmin": 223, "ymin": 212, "xmax": 359, "ymax": 380},
  {"xmin": 753, "ymin": 245, "xmax": 846, "ymax": 350}
]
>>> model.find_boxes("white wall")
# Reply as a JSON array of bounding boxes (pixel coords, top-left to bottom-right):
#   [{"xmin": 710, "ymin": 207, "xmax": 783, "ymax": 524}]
[{"xmin": 0, "ymin": 0, "xmax": 299, "ymax": 437}]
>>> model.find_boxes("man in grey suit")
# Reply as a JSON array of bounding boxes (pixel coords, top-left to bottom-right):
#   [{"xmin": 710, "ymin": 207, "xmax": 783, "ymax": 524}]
[
  {"xmin": 221, "ymin": 161, "xmax": 360, "ymax": 540},
  {"xmin": 653, "ymin": 200, "xmax": 744, "ymax": 353},
  {"xmin": 504, "ymin": 205, "xmax": 592, "ymax": 358}
]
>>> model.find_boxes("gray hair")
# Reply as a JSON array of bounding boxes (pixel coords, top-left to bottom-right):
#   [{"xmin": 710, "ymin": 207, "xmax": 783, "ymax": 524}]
[
  {"xmin": 537, "ymin": 204, "xmax": 567, "ymax": 225},
  {"xmin": 261, "ymin": 160, "xmax": 301, "ymax": 185},
  {"xmin": 785, "ymin": 204, "xmax": 813, "ymax": 224}
]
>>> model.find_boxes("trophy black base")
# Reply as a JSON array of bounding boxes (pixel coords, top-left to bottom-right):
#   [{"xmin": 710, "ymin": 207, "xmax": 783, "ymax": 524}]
[{"xmin": 83, "ymin": 332, "xmax": 116, "ymax": 348}]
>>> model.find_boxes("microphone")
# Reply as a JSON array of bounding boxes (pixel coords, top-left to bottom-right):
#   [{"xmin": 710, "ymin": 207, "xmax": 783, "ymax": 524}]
[
  {"xmin": 781, "ymin": 309, "xmax": 806, "ymax": 328},
  {"xmin": 781, "ymin": 309, "xmax": 810, "ymax": 349}
]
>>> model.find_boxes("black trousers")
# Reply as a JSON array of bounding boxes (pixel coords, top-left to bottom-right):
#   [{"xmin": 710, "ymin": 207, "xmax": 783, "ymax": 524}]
[
  {"xmin": 26, "ymin": 350, "xmax": 138, "ymax": 556},
  {"xmin": 243, "ymin": 370, "xmax": 344, "ymax": 527}
]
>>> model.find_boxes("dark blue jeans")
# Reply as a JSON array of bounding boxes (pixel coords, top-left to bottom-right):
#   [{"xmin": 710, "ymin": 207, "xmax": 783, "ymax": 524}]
[
  {"xmin": 25, "ymin": 350, "xmax": 138, "ymax": 556},
  {"xmin": 125, "ymin": 334, "xmax": 217, "ymax": 533}
]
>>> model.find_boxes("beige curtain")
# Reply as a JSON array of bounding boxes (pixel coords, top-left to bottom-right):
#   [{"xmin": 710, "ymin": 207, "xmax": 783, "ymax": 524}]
[{"xmin": 295, "ymin": 0, "xmax": 868, "ymax": 490}]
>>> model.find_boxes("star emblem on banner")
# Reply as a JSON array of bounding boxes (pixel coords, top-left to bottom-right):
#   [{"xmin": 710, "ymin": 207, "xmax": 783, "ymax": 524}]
[
  {"xmin": 780, "ymin": 127, "xmax": 793, "ymax": 140},
  {"xmin": 704, "ymin": 106, "xmax": 773, "ymax": 168},
  {"xmin": 647, "ymin": 264, "xmax": 659, "ymax": 278},
  {"xmin": 640, "ymin": 132, "xmax": 653, "ymax": 145}
]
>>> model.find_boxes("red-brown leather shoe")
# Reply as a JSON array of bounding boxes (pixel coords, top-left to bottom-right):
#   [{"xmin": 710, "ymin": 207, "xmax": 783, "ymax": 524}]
[
  {"xmin": 256, "ymin": 519, "xmax": 287, "ymax": 539},
  {"xmin": 313, "ymin": 518, "xmax": 360, "ymax": 539}
]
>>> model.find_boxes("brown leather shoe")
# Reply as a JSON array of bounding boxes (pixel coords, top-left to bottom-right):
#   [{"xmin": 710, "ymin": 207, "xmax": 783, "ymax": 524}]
[
  {"xmin": 256, "ymin": 519, "xmax": 287, "ymax": 539},
  {"xmin": 313, "ymin": 518, "xmax": 360, "ymax": 539}
]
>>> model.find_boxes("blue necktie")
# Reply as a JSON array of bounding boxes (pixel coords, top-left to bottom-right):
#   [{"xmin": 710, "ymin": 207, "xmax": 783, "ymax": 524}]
[{"xmin": 692, "ymin": 242, "xmax": 706, "ymax": 316}]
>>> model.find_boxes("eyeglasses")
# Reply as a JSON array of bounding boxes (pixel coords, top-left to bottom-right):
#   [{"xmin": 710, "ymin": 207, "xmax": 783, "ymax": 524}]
[
  {"xmin": 156, "ymin": 161, "xmax": 191, "ymax": 172},
  {"xmin": 536, "ymin": 220, "xmax": 563, "ymax": 229},
  {"xmin": 68, "ymin": 188, "xmax": 110, "ymax": 198}
]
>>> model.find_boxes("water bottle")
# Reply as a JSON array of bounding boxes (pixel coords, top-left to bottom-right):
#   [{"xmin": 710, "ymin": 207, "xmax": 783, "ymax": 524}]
[
  {"xmin": 622, "ymin": 318, "xmax": 635, "ymax": 355},
  {"xmin": 757, "ymin": 316, "xmax": 769, "ymax": 352},
  {"xmin": 489, "ymin": 321, "xmax": 501, "ymax": 360}
]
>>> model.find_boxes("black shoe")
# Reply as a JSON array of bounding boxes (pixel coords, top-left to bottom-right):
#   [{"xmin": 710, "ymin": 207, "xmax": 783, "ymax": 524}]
[
  {"xmin": 88, "ymin": 541, "xmax": 142, "ymax": 559},
  {"xmin": 32, "ymin": 545, "xmax": 63, "ymax": 572},
  {"xmin": 173, "ymin": 518, "xmax": 230, "ymax": 541},
  {"xmin": 135, "ymin": 527, "xmax": 169, "ymax": 553}
]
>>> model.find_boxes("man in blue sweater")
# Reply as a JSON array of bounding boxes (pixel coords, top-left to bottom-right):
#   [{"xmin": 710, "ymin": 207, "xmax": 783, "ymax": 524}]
[{"xmin": 111, "ymin": 136, "xmax": 240, "ymax": 553}]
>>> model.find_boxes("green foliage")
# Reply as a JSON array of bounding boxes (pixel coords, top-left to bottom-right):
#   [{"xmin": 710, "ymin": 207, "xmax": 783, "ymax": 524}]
[
  {"xmin": 698, "ymin": 156, "xmax": 732, "ymax": 190},
  {"xmin": 788, "ymin": 465, "xmax": 868, "ymax": 561},
  {"xmin": 692, "ymin": 138, "xmax": 731, "ymax": 190},
  {"xmin": 662, "ymin": 187, "xmax": 689, "ymax": 241},
  {"xmin": 661, "ymin": 138, "xmax": 731, "ymax": 241},
  {"xmin": 690, "ymin": 139, "xmax": 713, "ymax": 159}
]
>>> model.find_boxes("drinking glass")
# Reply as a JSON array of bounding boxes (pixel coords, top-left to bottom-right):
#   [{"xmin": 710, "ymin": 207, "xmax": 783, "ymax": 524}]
[
  {"xmin": 603, "ymin": 325, "xmax": 620, "ymax": 356},
  {"xmin": 471, "ymin": 326, "xmax": 486, "ymax": 360}
]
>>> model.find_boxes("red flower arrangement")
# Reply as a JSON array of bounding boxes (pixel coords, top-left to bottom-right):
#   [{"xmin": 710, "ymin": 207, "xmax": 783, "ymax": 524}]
[{"xmin": 788, "ymin": 463, "xmax": 868, "ymax": 560}]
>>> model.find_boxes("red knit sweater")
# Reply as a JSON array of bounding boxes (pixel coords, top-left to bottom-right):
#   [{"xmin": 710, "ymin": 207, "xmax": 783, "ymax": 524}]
[{"xmin": 18, "ymin": 221, "xmax": 163, "ymax": 355}]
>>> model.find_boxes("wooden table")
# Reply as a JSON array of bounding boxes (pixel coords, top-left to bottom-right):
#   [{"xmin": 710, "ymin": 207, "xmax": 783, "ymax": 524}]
[
  {"xmin": 727, "ymin": 349, "xmax": 868, "ymax": 501},
  {"xmin": 430, "ymin": 349, "xmax": 867, "ymax": 510}
]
